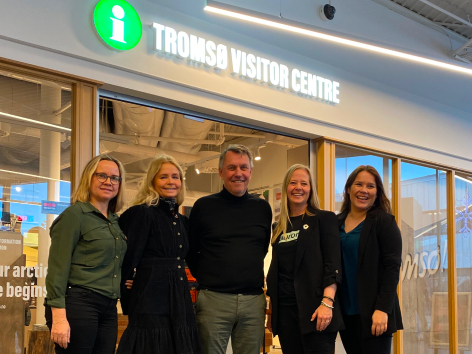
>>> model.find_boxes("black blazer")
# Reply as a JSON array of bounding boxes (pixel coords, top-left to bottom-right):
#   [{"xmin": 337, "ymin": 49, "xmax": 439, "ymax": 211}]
[
  {"xmin": 267, "ymin": 209, "xmax": 344, "ymax": 335},
  {"xmin": 338, "ymin": 208, "xmax": 403, "ymax": 338}
]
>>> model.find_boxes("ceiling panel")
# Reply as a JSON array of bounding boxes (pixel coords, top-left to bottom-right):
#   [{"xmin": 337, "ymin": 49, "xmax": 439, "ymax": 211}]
[{"xmin": 391, "ymin": 0, "xmax": 472, "ymax": 39}]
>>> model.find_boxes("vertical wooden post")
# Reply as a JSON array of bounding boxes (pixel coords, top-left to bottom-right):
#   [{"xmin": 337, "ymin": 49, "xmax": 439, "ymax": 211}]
[
  {"xmin": 71, "ymin": 82, "xmax": 99, "ymax": 191},
  {"xmin": 447, "ymin": 171, "xmax": 458, "ymax": 354},
  {"xmin": 92, "ymin": 85, "xmax": 99, "ymax": 157},
  {"xmin": 315, "ymin": 140, "xmax": 336, "ymax": 353},
  {"xmin": 392, "ymin": 158, "xmax": 403, "ymax": 354},
  {"xmin": 329, "ymin": 143, "xmax": 336, "ymax": 212},
  {"xmin": 315, "ymin": 140, "xmax": 335, "ymax": 211},
  {"xmin": 310, "ymin": 139, "xmax": 317, "ymax": 182}
]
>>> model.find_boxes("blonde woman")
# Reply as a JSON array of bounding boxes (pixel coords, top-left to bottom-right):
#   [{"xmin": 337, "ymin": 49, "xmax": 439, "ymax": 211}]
[
  {"xmin": 117, "ymin": 155, "xmax": 201, "ymax": 354},
  {"xmin": 266, "ymin": 164, "xmax": 343, "ymax": 354},
  {"xmin": 45, "ymin": 154, "xmax": 126, "ymax": 354}
]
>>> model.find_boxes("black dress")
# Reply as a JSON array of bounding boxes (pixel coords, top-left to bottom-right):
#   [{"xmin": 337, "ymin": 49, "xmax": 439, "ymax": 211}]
[{"xmin": 116, "ymin": 201, "xmax": 201, "ymax": 354}]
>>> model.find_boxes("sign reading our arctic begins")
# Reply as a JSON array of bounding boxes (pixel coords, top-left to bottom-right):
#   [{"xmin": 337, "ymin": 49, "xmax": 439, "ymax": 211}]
[{"xmin": 92, "ymin": 0, "xmax": 340, "ymax": 103}]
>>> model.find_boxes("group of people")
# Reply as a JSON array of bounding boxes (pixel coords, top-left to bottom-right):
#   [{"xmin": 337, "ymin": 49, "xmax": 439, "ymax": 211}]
[{"xmin": 44, "ymin": 144, "xmax": 403, "ymax": 354}]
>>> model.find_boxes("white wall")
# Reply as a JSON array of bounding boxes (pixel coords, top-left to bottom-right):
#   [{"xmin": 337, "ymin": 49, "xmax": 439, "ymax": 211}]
[
  {"xmin": 215, "ymin": 0, "xmax": 463, "ymax": 59},
  {"xmin": 251, "ymin": 144, "xmax": 289, "ymax": 192},
  {"xmin": 0, "ymin": 0, "xmax": 471, "ymax": 171}
]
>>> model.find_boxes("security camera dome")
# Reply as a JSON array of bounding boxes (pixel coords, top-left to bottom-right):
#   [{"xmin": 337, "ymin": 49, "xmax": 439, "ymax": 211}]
[{"xmin": 320, "ymin": 4, "xmax": 336, "ymax": 21}]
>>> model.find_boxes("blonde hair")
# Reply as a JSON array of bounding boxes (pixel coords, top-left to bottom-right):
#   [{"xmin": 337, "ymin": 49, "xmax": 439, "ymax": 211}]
[
  {"xmin": 71, "ymin": 154, "xmax": 126, "ymax": 213},
  {"xmin": 132, "ymin": 155, "xmax": 186, "ymax": 207},
  {"xmin": 272, "ymin": 164, "xmax": 321, "ymax": 244}
]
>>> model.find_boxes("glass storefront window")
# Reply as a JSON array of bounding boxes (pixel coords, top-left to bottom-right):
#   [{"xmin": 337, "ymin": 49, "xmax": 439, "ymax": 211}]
[
  {"xmin": 334, "ymin": 145, "xmax": 393, "ymax": 354},
  {"xmin": 0, "ymin": 71, "xmax": 71, "ymax": 352},
  {"xmin": 99, "ymin": 97, "xmax": 309, "ymax": 350},
  {"xmin": 335, "ymin": 145, "xmax": 392, "ymax": 213},
  {"xmin": 455, "ymin": 173, "xmax": 472, "ymax": 353},
  {"xmin": 98, "ymin": 98, "xmax": 309, "ymax": 220},
  {"xmin": 401, "ymin": 162, "xmax": 449, "ymax": 353}
]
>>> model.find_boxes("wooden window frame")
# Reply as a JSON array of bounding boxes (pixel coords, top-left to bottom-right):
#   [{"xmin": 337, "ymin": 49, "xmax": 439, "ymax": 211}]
[
  {"xmin": 0, "ymin": 57, "xmax": 103, "ymax": 191},
  {"xmin": 1, "ymin": 57, "xmax": 464, "ymax": 353},
  {"xmin": 314, "ymin": 137, "xmax": 466, "ymax": 354}
]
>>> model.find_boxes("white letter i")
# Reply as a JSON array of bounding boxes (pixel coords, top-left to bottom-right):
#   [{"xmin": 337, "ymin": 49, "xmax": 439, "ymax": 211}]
[{"xmin": 110, "ymin": 5, "xmax": 126, "ymax": 43}]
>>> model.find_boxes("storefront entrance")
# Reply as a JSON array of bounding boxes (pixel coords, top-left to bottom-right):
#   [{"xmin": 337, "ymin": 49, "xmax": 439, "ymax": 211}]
[{"xmin": 0, "ymin": 60, "xmax": 471, "ymax": 354}]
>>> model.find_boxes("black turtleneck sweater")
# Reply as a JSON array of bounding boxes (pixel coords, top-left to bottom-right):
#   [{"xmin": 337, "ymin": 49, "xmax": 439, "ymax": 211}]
[{"xmin": 186, "ymin": 187, "xmax": 272, "ymax": 295}]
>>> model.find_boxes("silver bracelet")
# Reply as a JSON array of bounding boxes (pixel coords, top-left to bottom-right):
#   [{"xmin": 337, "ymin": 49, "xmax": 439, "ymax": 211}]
[{"xmin": 321, "ymin": 301, "xmax": 334, "ymax": 309}]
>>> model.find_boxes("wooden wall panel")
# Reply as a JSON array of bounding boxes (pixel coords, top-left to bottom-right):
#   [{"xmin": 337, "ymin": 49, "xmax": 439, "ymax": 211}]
[
  {"xmin": 392, "ymin": 159, "xmax": 403, "ymax": 354},
  {"xmin": 71, "ymin": 82, "xmax": 99, "ymax": 191},
  {"xmin": 315, "ymin": 140, "xmax": 335, "ymax": 211},
  {"xmin": 447, "ymin": 171, "xmax": 458, "ymax": 354}
]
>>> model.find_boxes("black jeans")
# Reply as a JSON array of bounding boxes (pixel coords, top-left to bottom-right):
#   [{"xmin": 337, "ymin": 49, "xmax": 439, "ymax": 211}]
[
  {"xmin": 46, "ymin": 287, "xmax": 118, "ymax": 354},
  {"xmin": 277, "ymin": 304, "xmax": 336, "ymax": 354},
  {"xmin": 339, "ymin": 314, "xmax": 392, "ymax": 354}
]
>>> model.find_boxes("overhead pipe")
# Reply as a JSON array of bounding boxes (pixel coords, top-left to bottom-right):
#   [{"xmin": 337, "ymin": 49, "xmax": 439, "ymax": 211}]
[
  {"xmin": 106, "ymin": 133, "xmax": 225, "ymax": 145},
  {"xmin": 0, "ymin": 111, "xmax": 70, "ymax": 133},
  {"xmin": 0, "ymin": 70, "xmax": 71, "ymax": 90},
  {"xmin": 179, "ymin": 138, "xmax": 305, "ymax": 168},
  {"xmin": 454, "ymin": 37, "xmax": 472, "ymax": 60},
  {"xmin": 100, "ymin": 140, "xmax": 202, "ymax": 164},
  {"xmin": 433, "ymin": 22, "xmax": 472, "ymax": 28},
  {"xmin": 180, "ymin": 153, "xmax": 220, "ymax": 169},
  {"xmin": 101, "ymin": 133, "xmax": 304, "ymax": 170},
  {"xmin": 417, "ymin": 0, "xmax": 472, "ymax": 29},
  {"xmin": 159, "ymin": 112, "xmax": 217, "ymax": 153},
  {"xmin": 181, "ymin": 138, "xmax": 301, "ymax": 169},
  {"xmin": 218, "ymin": 122, "xmax": 225, "ymax": 144},
  {"xmin": 423, "ymin": 0, "xmax": 472, "ymax": 63},
  {"xmin": 54, "ymin": 102, "xmax": 72, "ymax": 116},
  {"xmin": 0, "ymin": 127, "xmax": 68, "ymax": 141},
  {"xmin": 207, "ymin": 131, "xmax": 266, "ymax": 138}
]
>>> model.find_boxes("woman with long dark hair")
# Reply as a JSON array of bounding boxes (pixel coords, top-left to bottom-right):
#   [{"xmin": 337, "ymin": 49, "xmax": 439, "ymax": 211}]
[
  {"xmin": 266, "ymin": 164, "xmax": 343, "ymax": 354},
  {"xmin": 338, "ymin": 165, "xmax": 403, "ymax": 354}
]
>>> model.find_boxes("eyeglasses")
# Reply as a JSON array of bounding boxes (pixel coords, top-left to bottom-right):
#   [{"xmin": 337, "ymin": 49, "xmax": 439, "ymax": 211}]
[{"xmin": 94, "ymin": 173, "xmax": 122, "ymax": 185}]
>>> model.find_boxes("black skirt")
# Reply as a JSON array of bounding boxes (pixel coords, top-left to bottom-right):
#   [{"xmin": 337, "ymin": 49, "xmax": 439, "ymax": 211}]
[{"xmin": 117, "ymin": 258, "xmax": 202, "ymax": 354}]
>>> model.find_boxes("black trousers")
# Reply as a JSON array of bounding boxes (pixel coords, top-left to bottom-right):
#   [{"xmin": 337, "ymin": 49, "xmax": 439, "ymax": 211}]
[
  {"xmin": 339, "ymin": 314, "xmax": 392, "ymax": 354},
  {"xmin": 277, "ymin": 304, "xmax": 336, "ymax": 354},
  {"xmin": 46, "ymin": 287, "xmax": 118, "ymax": 354}
]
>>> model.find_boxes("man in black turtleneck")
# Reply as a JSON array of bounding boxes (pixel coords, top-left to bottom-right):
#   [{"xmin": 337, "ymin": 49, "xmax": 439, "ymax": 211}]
[{"xmin": 187, "ymin": 144, "xmax": 272, "ymax": 354}]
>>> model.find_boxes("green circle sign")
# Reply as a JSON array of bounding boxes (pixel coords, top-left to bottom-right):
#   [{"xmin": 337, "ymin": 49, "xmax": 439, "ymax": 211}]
[{"xmin": 93, "ymin": 0, "xmax": 142, "ymax": 50}]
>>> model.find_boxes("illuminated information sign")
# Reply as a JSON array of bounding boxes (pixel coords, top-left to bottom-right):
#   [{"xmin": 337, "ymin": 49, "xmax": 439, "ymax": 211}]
[{"xmin": 93, "ymin": 0, "xmax": 340, "ymax": 103}]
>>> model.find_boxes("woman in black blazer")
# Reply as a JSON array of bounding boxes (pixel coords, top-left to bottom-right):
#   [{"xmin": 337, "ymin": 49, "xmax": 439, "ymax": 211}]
[
  {"xmin": 266, "ymin": 164, "xmax": 343, "ymax": 354},
  {"xmin": 338, "ymin": 165, "xmax": 403, "ymax": 354}
]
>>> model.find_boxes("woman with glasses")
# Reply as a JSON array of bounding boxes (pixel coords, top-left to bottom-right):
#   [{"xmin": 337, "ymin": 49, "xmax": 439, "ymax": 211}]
[
  {"xmin": 338, "ymin": 166, "xmax": 402, "ymax": 353},
  {"xmin": 266, "ymin": 164, "xmax": 343, "ymax": 354},
  {"xmin": 45, "ymin": 154, "xmax": 126, "ymax": 354},
  {"xmin": 117, "ymin": 155, "xmax": 201, "ymax": 354}
]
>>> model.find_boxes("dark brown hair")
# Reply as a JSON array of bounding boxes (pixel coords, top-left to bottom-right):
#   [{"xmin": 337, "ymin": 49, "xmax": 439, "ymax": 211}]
[{"xmin": 340, "ymin": 165, "xmax": 392, "ymax": 214}]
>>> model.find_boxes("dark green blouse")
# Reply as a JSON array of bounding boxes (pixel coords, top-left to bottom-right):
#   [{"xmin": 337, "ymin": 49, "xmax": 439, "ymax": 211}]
[{"xmin": 45, "ymin": 201, "xmax": 127, "ymax": 308}]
